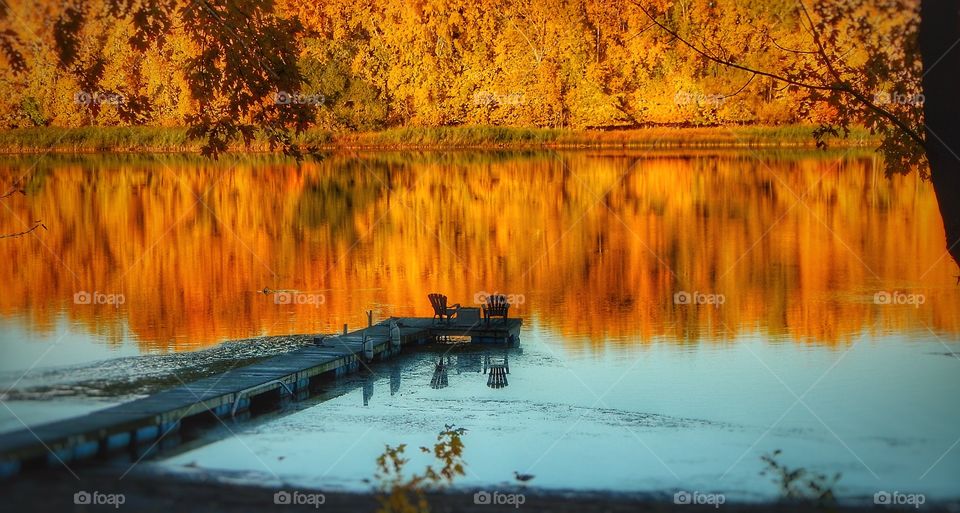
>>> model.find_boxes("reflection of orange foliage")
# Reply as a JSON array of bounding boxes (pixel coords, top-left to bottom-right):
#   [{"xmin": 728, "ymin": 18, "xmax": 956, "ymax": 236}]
[{"xmin": 1, "ymin": 152, "xmax": 958, "ymax": 352}]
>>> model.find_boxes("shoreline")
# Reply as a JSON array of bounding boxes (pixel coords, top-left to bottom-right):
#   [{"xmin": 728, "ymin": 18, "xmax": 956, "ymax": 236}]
[
  {"xmin": 1, "ymin": 466, "xmax": 951, "ymax": 513},
  {"xmin": 0, "ymin": 125, "xmax": 879, "ymax": 155}
]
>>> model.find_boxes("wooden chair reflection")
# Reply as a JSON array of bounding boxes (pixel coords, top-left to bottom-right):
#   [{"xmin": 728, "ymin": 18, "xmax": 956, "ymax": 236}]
[{"xmin": 484, "ymin": 353, "xmax": 509, "ymax": 389}]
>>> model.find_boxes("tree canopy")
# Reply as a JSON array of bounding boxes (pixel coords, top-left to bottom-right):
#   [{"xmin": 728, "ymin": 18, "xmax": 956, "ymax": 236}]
[{"xmin": 0, "ymin": 0, "xmax": 923, "ymax": 163}]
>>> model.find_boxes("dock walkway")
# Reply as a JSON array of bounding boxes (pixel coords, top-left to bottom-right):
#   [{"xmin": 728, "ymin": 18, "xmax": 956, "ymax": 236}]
[{"xmin": 0, "ymin": 316, "xmax": 521, "ymax": 478}]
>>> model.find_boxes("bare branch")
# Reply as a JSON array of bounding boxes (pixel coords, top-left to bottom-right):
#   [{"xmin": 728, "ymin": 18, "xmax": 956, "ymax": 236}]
[
  {"xmin": 719, "ymin": 74, "xmax": 758, "ymax": 101},
  {"xmin": 0, "ymin": 221, "xmax": 46, "ymax": 240},
  {"xmin": 632, "ymin": 1, "xmax": 839, "ymax": 90},
  {"xmin": 0, "ymin": 174, "xmax": 28, "ymax": 199},
  {"xmin": 764, "ymin": 32, "xmax": 817, "ymax": 55},
  {"xmin": 0, "ymin": 187, "xmax": 24, "ymax": 200},
  {"xmin": 797, "ymin": 0, "xmax": 842, "ymax": 83}
]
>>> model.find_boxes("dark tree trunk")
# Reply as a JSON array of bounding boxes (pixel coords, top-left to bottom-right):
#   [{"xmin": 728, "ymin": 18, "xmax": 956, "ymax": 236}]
[{"xmin": 920, "ymin": 0, "xmax": 960, "ymax": 270}]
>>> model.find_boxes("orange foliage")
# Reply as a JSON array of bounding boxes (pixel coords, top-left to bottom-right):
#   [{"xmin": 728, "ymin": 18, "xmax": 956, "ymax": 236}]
[
  {"xmin": 1, "ymin": 151, "xmax": 957, "ymax": 352},
  {"xmin": 0, "ymin": 0, "xmax": 918, "ymax": 130}
]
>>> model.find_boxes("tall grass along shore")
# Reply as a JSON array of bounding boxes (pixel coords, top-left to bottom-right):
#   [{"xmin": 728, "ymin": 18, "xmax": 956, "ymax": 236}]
[{"xmin": 0, "ymin": 125, "xmax": 878, "ymax": 154}]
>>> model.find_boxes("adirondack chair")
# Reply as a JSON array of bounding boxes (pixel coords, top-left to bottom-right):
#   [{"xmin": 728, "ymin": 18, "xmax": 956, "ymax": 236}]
[
  {"xmin": 482, "ymin": 294, "xmax": 510, "ymax": 324},
  {"xmin": 428, "ymin": 293, "xmax": 460, "ymax": 323}
]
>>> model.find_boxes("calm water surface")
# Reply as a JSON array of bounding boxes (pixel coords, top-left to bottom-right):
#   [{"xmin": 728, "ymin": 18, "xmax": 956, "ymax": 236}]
[{"xmin": 1, "ymin": 151, "xmax": 958, "ymax": 501}]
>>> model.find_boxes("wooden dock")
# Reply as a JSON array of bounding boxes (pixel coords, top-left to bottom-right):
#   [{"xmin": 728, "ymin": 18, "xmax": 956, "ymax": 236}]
[{"xmin": 0, "ymin": 315, "xmax": 521, "ymax": 478}]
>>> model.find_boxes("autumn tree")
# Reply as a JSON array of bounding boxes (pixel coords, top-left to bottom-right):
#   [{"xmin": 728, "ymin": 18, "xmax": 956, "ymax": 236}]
[
  {"xmin": 1, "ymin": 0, "xmax": 907, "ymax": 132},
  {"xmin": 0, "ymin": 0, "xmax": 316, "ymax": 157}
]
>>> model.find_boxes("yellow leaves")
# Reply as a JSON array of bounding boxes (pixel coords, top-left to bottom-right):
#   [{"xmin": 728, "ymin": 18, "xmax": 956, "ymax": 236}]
[
  {"xmin": 375, "ymin": 426, "xmax": 468, "ymax": 513},
  {"xmin": 0, "ymin": 0, "xmax": 914, "ymax": 130}
]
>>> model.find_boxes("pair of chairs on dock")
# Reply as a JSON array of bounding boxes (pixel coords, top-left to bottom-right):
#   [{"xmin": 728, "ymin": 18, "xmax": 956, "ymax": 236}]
[{"xmin": 428, "ymin": 293, "xmax": 509, "ymax": 324}]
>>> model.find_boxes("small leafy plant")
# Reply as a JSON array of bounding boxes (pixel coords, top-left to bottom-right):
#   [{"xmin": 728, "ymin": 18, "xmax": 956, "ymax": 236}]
[
  {"xmin": 760, "ymin": 449, "xmax": 841, "ymax": 505},
  {"xmin": 375, "ymin": 424, "xmax": 467, "ymax": 513}
]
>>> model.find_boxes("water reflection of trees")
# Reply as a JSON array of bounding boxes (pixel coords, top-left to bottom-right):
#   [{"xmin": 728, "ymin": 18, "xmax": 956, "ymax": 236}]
[
  {"xmin": 295, "ymin": 161, "xmax": 392, "ymax": 244},
  {"xmin": 1, "ymin": 151, "xmax": 958, "ymax": 352}
]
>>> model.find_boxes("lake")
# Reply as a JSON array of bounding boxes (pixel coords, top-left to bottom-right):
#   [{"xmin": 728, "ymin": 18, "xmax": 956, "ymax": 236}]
[{"xmin": 1, "ymin": 150, "xmax": 958, "ymax": 503}]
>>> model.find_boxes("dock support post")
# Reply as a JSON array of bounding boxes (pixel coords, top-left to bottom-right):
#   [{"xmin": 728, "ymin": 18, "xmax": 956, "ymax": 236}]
[
  {"xmin": 390, "ymin": 320, "xmax": 401, "ymax": 350},
  {"xmin": 362, "ymin": 334, "xmax": 374, "ymax": 360},
  {"xmin": 343, "ymin": 323, "xmax": 348, "ymax": 335},
  {"xmin": 367, "ymin": 310, "xmax": 373, "ymax": 327},
  {"xmin": 231, "ymin": 380, "xmax": 294, "ymax": 417}
]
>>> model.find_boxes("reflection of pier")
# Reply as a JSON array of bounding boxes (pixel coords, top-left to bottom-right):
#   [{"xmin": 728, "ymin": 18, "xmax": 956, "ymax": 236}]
[
  {"xmin": 485, "ymin": 354, "xmax": 510, "ymax": 389},
  {"xmin": 430, "ymin": 359, "xmax": 450, "ymax": 389},
  {"xmin": 0, "ymin": 315, "xmax": 521, "ymax": 479},
  {"xmin": 421, "ymin": 352, "xmax": 515, "ymax": 391}
]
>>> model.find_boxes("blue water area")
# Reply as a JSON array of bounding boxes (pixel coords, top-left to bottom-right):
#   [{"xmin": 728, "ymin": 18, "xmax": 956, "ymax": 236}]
[{"xmin": 154, "ymin": 324, "xmax": 960, "ymax": 504}]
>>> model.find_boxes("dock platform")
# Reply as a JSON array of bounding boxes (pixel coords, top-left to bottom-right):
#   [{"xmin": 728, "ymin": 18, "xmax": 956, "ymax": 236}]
[{"xmin": 0, "ymin": 315, "xmax": 521, "ymax": 478}]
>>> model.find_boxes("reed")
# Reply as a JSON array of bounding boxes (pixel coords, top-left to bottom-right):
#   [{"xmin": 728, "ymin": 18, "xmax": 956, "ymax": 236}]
[{"xmin": 0, "ymin": 125, "xmax": 877, "ymax": 153}]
